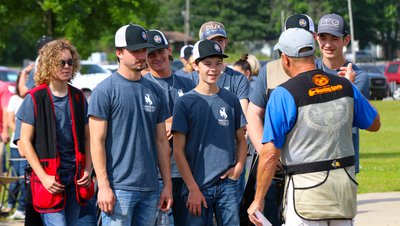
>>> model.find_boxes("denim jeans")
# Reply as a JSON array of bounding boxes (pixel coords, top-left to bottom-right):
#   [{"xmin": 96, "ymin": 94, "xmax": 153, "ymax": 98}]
[
  {"xmin": 101, "ymin": 189, "xmax": 158, "ymax": 226},
  {"xmin": 76, "ymin": 196, "xmax": 97, "ymax": 226},
  {"xmin": 157, "ymin": 178, "xmax": 186, "ymax": 226},
  {"xmin": 41, "ymin": 170, "xmax": 81, "ymax": 226},
  {"xmin": 7, "ymin": 147, "xmax": 27, "ymax": 211},
  {"xmin": 184, "ymin": 178, "xmax": 240, "ymax": 226}
]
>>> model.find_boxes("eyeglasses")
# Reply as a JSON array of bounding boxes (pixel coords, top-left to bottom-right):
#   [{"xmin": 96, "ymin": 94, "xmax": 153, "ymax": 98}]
[{"xmin": 60, "ymin": 59, "xmax": 74, "ymax": 67}]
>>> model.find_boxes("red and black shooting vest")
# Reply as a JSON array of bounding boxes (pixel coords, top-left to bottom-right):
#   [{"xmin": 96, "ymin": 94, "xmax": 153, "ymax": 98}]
[{"xmin": 29, "ymin": 84, "xmax": 93, "ymax": 213}]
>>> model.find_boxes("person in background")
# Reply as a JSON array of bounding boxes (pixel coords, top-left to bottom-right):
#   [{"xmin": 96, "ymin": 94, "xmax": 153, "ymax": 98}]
[
  {"xmin": 175, "ymin": 45, "xmax": 194, "ymax": 78},
  {"xmin": 89, "ymin": 24, "xmax": 172, "ymax": 226},
  {"xmin": 19, "ymin": 36, "xmax": 53, "ymax": 97},
  {"xmin": 18, "ymin": 40, "xmax": 93, "ymax": 226},
  {"xmin": 144, "ymin": 29, "xmax": 195, "ymax": 226},
  {"xmin": 172, "ymin": 39, "xmax": 247, "ymax": 226},
  {"xmin": 315, "ymin": 13, "xmax": 369, "ymax": 173},
  {"xmin": 6, "ymin": 71, "xmax": 28, "ymax": 220},
  {"xmin": 247, "ymin": 27, "xmax": 380, "ymax": 226},
  {"xmin": 233, "ymin": 54, "xmax": 252, "ymax": 82}
]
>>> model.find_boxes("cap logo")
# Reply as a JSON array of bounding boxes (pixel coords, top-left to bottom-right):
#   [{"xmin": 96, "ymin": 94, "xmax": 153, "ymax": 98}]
[
  {"xmin": 320, "ymin": 18, "xmax": 340, "ymax": 27},
  {"xmin": 206, "ymin": 23, "xmax": 222, "ymax": 31},
  {"xmin": 142, "ymin": 31, "xmax": 148, "ymax": 40},
  {"xmin": 154, "ymin": 35, "xmax": 162, "ymax": 43},
  {"xmin": 299, "ymin": 19, "xmax": 307, "ymax": 27},
  {"xmin": 214, "ymin": 43, "xmax": 221, "ymax": 52}
]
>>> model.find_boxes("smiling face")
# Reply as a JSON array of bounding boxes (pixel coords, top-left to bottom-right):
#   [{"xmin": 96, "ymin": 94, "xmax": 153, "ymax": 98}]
[
  {"xmin": 194, "ymin": 56, "xmax": 223, "ymax": 85},
  {"xmin": 146, "ymin": 47, "xmax": 172, "ymax": 76},
  {"xmin": 316, "ymin": 33, "xmax": 350, "ymax": 61}
]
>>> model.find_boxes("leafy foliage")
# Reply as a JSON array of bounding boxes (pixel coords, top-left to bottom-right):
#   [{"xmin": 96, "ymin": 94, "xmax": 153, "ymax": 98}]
[{"xmin": 0, "ymin": 0, "xmax": 399, "ymax": 65}]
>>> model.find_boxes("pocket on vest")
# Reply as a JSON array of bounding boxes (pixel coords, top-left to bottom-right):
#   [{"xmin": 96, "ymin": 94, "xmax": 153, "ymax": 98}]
[
  {"xmin": 31, "ymin": 172, "xmax": 66, "ymax": 213},
  {"xmin": 291, "ymin": 166, "xmax": 357, "ymax": 220}
]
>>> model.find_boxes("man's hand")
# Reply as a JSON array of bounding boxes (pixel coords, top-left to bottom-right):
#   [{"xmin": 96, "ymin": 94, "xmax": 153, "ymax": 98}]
[
  {"xmin": 41, "ymin": 174, "xmax": 65, "ymax": 194},
  {"xmin": 338, "ymin": 63, "xmax": 356, "ymax": 83},
  {"xmin": 187, "ymin": 187, "xmax": 207, "ymax": 216},
  {"xmin": 97, "ymin": 185, "xmax": 116, "ymax": 214},
  {"xmin": 1, "ymin": 131, "xmax": 9, "ymax": 144},
  {"xmin": 220, "ymin": 165, "xmax": 243, "ymax": 181},
  {"xmin": 247, "ymin": 199, "xmax": 265, "ymax": 226},
  {"xmin": 76, "ymin": 170, "xmax": 91, "ymax": 188},
  {"xmin": 158, "ymin": 183, "xmax": 173, "ymax": 212}
]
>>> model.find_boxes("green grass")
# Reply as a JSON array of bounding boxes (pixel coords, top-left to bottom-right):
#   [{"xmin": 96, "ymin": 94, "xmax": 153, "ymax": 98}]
[{"xmin": 357, "ymin": 100, "xmax": 400, "ymax": 193}]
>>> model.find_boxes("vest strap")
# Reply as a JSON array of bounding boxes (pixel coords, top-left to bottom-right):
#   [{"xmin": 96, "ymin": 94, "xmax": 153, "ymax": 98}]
[{"xmin": 284, "ymin": 156, "xmax": 355, "ymax": 175}]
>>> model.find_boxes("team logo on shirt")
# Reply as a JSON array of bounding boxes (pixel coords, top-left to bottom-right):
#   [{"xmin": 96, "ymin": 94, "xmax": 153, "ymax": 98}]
[
  {"xmin": 144, "ymin": 94, "xmax": 156, "ymax": 112},
  {"xmin": 177, "ymin": 89, "xmax": 184, "ymax": 97},
  {"xmin": 154, "ymin": 35, "xmax": 162, "ymax": 43},
  {"xmin": 312, "ymin": 74, "xmax": 329, "ymax": 86},
  {"xmin": 218, "ymin": 107, "xmax": 229, "ymax": 126},
  {"xmin": 309, "ymin": 74, "xmax": 343, "ymax": 96}
]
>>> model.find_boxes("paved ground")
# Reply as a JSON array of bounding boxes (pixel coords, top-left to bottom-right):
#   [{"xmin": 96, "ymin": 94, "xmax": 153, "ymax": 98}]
[
  {"xmin": 0, "ymin": 192, "xmax": 399, "ymax": 225},
  {"xmin": 355, "ymin": 192, "xmax": 400, "ymax": 226}
]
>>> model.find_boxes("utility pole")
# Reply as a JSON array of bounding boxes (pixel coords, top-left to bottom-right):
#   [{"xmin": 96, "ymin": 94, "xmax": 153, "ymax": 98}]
[
  {"xmin": 184, "ymin": 0, "xmax": 190, "ymax": 45},
  {"xmin": 348, "ymin": 0, "xmax": 356, "ymax": 63}
]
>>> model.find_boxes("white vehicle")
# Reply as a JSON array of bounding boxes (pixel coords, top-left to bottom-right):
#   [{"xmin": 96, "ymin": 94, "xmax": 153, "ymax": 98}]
[
  {"xmin": 70, "ymin": 61, "xmax": 110, "ymax": 100},
  {"xmin": 102, "ymin": 64, "xmax": 119, "ymax": 74}
]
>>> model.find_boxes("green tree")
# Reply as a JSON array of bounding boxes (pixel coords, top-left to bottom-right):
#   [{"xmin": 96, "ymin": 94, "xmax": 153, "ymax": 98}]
[{"xmin": 0, "ymin": 0, "xmax": 158, "ymax": 65}]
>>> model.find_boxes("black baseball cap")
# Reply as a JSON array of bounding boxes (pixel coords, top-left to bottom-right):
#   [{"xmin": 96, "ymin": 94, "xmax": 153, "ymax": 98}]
[
  {"xmin": 285, "ymin": 14, "xmax": 315, "ymax": 33},
  {"xmin": 37, "ymin": 35, "xmax": 53, "ymax": 51},
  {"xmin": 192, "ymin": 39, "xmax": 228, "ymax": 62},
  {"xmin": 147, "ymin": 30, "xmax": 169, "ymax": 54},
  {"xmin": 115, "ymin": 24, "xmax": 154, "ymax": 51}
]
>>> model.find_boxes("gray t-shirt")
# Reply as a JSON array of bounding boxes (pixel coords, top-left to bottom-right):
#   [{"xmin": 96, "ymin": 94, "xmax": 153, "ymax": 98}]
[
  {"xmin": 143, "ymin": 73, "xmax": 195, "ymax": 178},
  {"xmin": 172, "ymin": 88, "xmax": 247, "ymax": 194},
  {"xmin": 88, "ymin": 72, "xmax": 170, "ymax": 191}
]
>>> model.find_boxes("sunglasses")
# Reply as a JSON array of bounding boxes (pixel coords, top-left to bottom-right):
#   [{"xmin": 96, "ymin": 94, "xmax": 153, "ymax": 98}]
[{"xmin": 60, "ymin": 59, "xmax": 74, "ymax": 67}]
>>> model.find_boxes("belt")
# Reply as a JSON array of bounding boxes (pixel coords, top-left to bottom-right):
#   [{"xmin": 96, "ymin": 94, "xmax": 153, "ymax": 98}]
[{"xmin": 283, "ymin": 156, "xmax": 355, "ymax": 175}]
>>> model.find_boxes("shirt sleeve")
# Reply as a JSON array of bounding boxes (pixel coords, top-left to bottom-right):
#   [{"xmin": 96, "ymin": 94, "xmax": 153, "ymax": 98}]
[
  {"xmin": 353, "ymin": 66, "xmax": 370, "ymax": 99},
  {"xmin": 262, "ymin": 87, "xmax": 297, "ymax": 149},
  {"xmin": 87, "ymin": 84, "xmax": 110, "ymax": 121},
  {"xmin": 352, "ymin": 85, "xmax": 377, "ymax": 129},
  {"xmin": 16, "ymin": 94, "xmax": 35, "ymax": 126},
  {"xmin": 234, "ymin": 96, "xmax": 247, "ymax": 130},
  {"xmin": 157, "ymin": 93, "xmax": 171, "ymax": 124},
  {"xmin": 235, "ymin": 73, "xmax": 250, "ymax": 100},
  {"xmin": 249, "ymin": 64, "xmax": 268, "ymax": 108}
]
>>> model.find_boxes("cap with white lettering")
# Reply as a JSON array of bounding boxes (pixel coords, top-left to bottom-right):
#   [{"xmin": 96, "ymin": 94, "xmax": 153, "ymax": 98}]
[{"xmin": 317, "ymin": 13, "xmax": 348, "ymax": 37}]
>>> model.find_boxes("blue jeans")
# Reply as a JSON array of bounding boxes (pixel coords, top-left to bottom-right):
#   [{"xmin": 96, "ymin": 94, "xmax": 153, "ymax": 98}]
[
  {"xmin": 184, "ymin": 178, "xmax": 240, "ymax": 226},
  {"xmin": 157, "ymin": 178, "xmax": 186, "ymax": 226},
  {"xmin": 41, "ymin": 170, "xmax": 81, "ymax": 226},
  {"xmin": 7, "ymin": 147, "xmax": 27, "ymax": 211},
  {"xmin": 101, "ymin": 189, "xmax": 158, "ymax": 226},
  {"xmin": 76, "ymin": 195, "xmax": 97, "ymax": 226}
]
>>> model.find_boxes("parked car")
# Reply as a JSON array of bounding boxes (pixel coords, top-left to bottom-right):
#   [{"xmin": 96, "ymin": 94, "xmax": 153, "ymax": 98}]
[
  {"xmin": 70, "ymin": 61, "xmax": 110, "ymax": 100},
  {"xmin": 0, "ymin": 66, "xmax": 18, "ymax": 94},
  {"xmin": 102, "ymin": 64, "xmax": 118, "ymax": 74},
  {"xmin": 384, "ymin": 61, "xmax": 400, "ymax": 96},
  {"xmin": 345, "ymin": 51, "xmax": 374, "ymax": 63},
  {"xmin": 384, "ymin": 61, "xmax": 400, "ymax": 84},
  {"xmin": 358, "ymin": 64, "xmax": 388, "ymax": 100}
]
